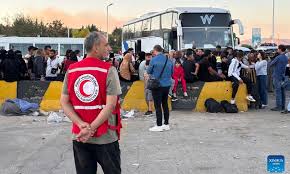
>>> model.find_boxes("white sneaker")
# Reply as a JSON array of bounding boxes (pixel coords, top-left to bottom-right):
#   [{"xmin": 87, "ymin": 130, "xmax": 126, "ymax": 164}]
[
  {"xmin": 246, "ymin": 95, "xmax": 256, "ymax": 102},
  {"xmin": 149, "ymin": 126, "xmax": 163, "ymax": 132},
  {"xmin": 230, "ymin": 99, "xmax": 236, "ymax": 104},
  {"xmin": 162, "ymin": 124, "xmax": 170, "ymax": 131},
  {"xmin": 262, "ymin": 104, "xmax": 268, "ymax": 108},
  {"xmin": 173, "ymin": 93, "xmax": 177, "ymax": 98},
  {"xmin": 184, "ymin": 92, "xmax": 188, "ymax": 97}
]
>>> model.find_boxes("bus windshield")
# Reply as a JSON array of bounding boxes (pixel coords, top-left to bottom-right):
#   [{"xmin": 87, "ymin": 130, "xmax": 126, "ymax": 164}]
[{"xmin": 182, "ymin": 27, "xmax": 232, "ymax": 49}]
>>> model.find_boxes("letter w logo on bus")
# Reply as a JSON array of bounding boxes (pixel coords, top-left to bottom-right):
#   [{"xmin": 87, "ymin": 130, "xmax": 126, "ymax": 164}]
[{"xmin": 200, "ymin": 15, "xmax": 215, "ymax": 25}]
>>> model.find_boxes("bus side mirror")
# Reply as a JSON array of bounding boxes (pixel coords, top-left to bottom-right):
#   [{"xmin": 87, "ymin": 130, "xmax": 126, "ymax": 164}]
[{"xmin": 231, "ymin": 19, "xmax": 244, "ymax": 35}]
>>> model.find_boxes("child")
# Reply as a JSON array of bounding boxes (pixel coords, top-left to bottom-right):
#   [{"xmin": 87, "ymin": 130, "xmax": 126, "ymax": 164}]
[
  {"xmin": 143, "ymin": 53, "xmax": 154, "ymax": 116},
  {"xmin": 172, "ymin": 60, "xmax": 188, "ymax": 97}
]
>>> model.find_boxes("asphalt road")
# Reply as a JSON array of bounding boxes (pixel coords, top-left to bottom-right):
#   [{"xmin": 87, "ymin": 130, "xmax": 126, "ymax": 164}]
[{"xmin": 0, "ymin": 106, "xmax": 289, "ymax": 174}]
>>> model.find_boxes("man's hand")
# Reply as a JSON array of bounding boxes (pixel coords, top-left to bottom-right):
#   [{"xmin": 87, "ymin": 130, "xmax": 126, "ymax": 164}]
[
  {"xmin": 219, "ymin": 74, "xmax": 226, "ymax": 79},
  {"xmin": 76, "ymin": 123, "xmax": 94, "ymax": 143},
  {"xmin": 239, "ymin": 79, "xmax": 244, "ymax": 84}
]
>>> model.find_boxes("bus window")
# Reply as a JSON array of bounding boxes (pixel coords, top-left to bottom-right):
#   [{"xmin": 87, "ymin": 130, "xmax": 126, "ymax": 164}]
[
  {"xmin": 123, "ymin": 25, "xmax": 129, "ymax": 40},
  {"xmin": 172, "ymin": 13, "xmax": 178, "ymax": 28},
  {"xmin": 9, "ymin": 43, "xmax": 33, "ymax": 55},
  {"xmin": 35, "ymin": 44, "xmax": 58, "ymax": 51},
  {"xmin": 151, "ymin": 15, "xmax": 161, "ymax": 37},
  {"xmin": 60, "ymin": 44, "xmax": 84, "ymax": 56},
  {"xmin": 161, "ymin": 12, "xmax": 173, "ymax": 31},
  {"xmin": 142, "ymin": 18, "xmax": 151, "ymax": 37},
  {"xmin": 134, "ymin": 21, "xmax": 142, "ymax": 38},
  {"xmin": 128, "ymin": 24, "xmax": 135, "ymax": 39}
]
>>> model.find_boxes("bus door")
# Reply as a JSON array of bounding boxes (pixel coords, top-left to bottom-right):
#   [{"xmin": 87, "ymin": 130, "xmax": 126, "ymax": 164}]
[{"xmin": 136, "ymin": 40, "xmax": 141, "ymax": 54}]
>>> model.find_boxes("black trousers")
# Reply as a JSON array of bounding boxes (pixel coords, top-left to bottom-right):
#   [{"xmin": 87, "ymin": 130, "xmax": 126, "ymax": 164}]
[
  {"xmin": 73, "ymin": 141, "xmax": 121, "ymax": 174},
  {"xmin": 152, "ymin": 86, "xmax": 170, "ymax": 126},
  {"xmin": 230, "ymin": 76, "xmax": 252, "ymax": 99}
]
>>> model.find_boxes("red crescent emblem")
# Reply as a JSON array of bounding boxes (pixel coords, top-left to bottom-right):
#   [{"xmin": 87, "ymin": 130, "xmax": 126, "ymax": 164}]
[{"xmin": 79, "ymin": 80, "xmax": 91, "ymax": 97}]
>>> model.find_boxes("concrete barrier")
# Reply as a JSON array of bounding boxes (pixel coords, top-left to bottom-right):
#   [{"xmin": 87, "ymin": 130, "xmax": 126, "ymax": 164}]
[
  {"xmin": 0, "ymin": 80, "xmax": 248, "ymax": 112},
  {"xmin": 40, "ymin": 81, "xmax": 63, "ymax": 111},
  {"xmin": 195, "ymin": 82, "xmax": 248, "ymax": 112},
  {"xmin": 121, "ymin": 81, "xmax": 172, "ymax": 112},
  {"xmin": 0, "ymin": 81, "xmax": 17, "ymax": 104}
]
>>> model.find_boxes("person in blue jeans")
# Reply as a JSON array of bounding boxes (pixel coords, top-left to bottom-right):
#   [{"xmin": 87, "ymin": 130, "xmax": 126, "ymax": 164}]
[
  {"xmin": 269, "ymin": 45, "xmax": 288, "ymax": 111},
  {"xmin": 147, "ymin": 45, "xmax": 173, "ymax": 132},
  {"xmin": 255, "ymin": 51, "xmax": 268, "ymax": 108}
]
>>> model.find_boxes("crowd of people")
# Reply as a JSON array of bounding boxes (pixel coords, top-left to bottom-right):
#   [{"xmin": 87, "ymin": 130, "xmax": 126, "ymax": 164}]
[
  {"xmin": 1, "ymin": 42, "xmax": 290, "ymax": 116},
  {"xmin": 0, "ymin": 46, "xmax": 82, "ymax": 82},
  {"xmin": 116, "ymin": 44, "xmax": 290, "ymax": 120}
]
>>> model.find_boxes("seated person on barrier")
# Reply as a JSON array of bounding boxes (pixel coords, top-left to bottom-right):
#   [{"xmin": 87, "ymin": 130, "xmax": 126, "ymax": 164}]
[
  {"xmin": 228, "ymin": 51, "xmax": 256, "ymax": 104},
  {"xmin": 197, "ymin": 50, "xmax": 226, "ymax": 82},
  {"xmin": 220, "ymin": 52, "xmax": 231, "ymax": 81},
  {"xmin": 172, "ymin": 60, "xmax": 188, "ymax": 97},
  {"xmin": 183, "ymin": 49, "xmax": 199, "ymax": 83}
]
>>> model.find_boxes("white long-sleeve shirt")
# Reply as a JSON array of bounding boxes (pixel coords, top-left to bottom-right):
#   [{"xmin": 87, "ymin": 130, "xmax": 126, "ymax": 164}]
[
  {"xmin": 228, "ymin": 58, "xmax": 248, "ymax": 80},
  {"xmin": 255, "ymin": 60, "xmax": 267, "ymax": 76}
]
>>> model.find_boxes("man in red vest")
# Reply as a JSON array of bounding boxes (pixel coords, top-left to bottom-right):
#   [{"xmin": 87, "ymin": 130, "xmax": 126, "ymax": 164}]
[{"xmin": 60, "ymin": 32, "xmax": 122, "ymax": 174}]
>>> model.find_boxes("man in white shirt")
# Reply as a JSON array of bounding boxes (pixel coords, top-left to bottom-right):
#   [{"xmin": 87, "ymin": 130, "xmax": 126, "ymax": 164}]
[
  {"xmin": 45, "ymin": 49, "xmax": 60, "ymax": 81},
  {"xmin": 228, "ymin": 51, "xmax": 256, "ymax": 104}
]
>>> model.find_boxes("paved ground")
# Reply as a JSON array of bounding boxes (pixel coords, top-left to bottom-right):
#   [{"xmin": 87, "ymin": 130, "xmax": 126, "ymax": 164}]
[{"xmin": 0, "ymin": 95, "xmax": 290, "ymax": 174}]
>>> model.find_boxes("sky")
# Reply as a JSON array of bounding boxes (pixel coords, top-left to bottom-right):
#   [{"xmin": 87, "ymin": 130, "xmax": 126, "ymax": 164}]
[{"xmin": 0, "ymin": 0, "xmax": 289, "ymax": 40}]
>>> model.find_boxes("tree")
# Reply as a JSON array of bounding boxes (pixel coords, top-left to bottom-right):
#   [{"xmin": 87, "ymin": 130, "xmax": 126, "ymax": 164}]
[
  {"xmin": 72, "ymin": 28, "xmax": 90, "ymax": 38},
  {"xmin": 109, "ymin": 27, "xmax": 122, "ymax": 53},
  {"xmin": 47, "ymin": 20, "xmax": 68, "ymax": 37},
  {"xmin": 87, "ymin": 24, "xmax": 99, "ymax": 32}
]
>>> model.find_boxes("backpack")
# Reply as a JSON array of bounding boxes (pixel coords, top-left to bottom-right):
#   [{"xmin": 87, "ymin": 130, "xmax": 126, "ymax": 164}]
[
  {"xmin": 205, "ymin": 98, "xmax": 223, "ymax": 113},
  {"xmin": 220, "ymin": 100, "xmax": 238, "ymax": 113}
]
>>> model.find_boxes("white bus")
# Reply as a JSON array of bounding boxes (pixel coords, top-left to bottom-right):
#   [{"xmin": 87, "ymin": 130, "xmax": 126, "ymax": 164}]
[
  {"xmin": 122, "ymin": 7, "xmax": 244, "ymax": 53},
  {"xmin": 0, "ymin": 37, "xmax": 85, "ymax": 61}
]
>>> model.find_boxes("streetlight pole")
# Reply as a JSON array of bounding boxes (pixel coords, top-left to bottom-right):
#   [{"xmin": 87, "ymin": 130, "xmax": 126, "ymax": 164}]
[
  {"xmin": 106, "ymin": 3, "xmax": 113, "ymax": 41},
  {"xmin": 272, "ymin": 0, "xmax": 275, "ymax": 43}
]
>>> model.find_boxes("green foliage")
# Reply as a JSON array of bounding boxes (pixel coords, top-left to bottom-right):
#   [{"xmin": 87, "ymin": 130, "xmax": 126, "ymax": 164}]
[{"xmin": 109, "ymin": 27, "xmax": 122, "ymax": 52}]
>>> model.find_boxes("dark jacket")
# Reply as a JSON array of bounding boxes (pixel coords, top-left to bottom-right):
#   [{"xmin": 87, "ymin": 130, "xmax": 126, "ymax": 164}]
[
  {"xmin": 2, "ymin": 52, "xmax": 20, "ymax": 82},
  {"xmin": 33, "ymin": 56, "xmax": 45, "ymax": 78}
]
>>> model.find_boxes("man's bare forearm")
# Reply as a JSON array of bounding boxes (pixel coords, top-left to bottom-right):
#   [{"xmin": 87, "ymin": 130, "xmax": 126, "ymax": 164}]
[
  {"xmin": 90, "ymin": 104, "xmax": 115, "ymax": 131},
  {"xmin": 90, "ymin": 95, "xmax": 118, "ymax": 131}
]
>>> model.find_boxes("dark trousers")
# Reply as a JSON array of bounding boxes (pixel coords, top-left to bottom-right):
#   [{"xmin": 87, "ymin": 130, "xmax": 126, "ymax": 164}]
[
  {"xmin": 273, "ymin": 78, "xmax": 285, "ymax": 109},
  {"xmin": 257, "ymin": 75, "xmax": 268, "ymax": 105},
  {"xmin": 230, "ymin": 76, "xmax": 252, "ymax": 99},
  {"xmin": 45, "ymin": 76, "xmax": 57, "ymax": 81},
  {"xmin": 152, "ymin": 86, "xmax": 170, "ymax": 126},
  {"xmin": 73, "ymin": 141, "xmax": 121, "ymax": 174}
]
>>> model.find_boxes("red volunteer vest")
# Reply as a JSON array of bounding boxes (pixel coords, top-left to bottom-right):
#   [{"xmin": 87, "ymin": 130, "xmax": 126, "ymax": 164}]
[{"xmin": 67, "ymin": 57, "xmax": 122, "ymax": 138}]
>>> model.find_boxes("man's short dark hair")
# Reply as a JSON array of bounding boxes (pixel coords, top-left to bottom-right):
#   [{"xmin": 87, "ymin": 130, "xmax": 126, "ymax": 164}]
[
  {"xmin": 278, "ymin": 45, "xmax": 286, "ymax": 52},
  {"xmin": 75, "ymin": 50, "xmax": 80, "ymax": 55},
  {"xmin": 28, "ymin": 46, "xmax": 35, "ymax": 51},
  {"xmin": 44, "ymin": 45, "xmax": 51, "ymax": 50},
  {"xmin": 127, "ymin": 48, "xmax": 134, "ymax": 52},
  {"xmin": 216, "ymin": 45, "xmax": 222, "ymax": 49},
  {"xmin": 203, "ymin": 49, "xmax": 212, "ymax": 57},
  {"xmin": 153, "ymin": 45, "xmax": 163, "ymax": 52},
  {"xmin": 237, "ymin": 51, "xmax": 244, "ymax": 58},
  {"xmin": 186, "ymin": 49, "xmax": 194, "ymax": 57},
  {"xmin": 50, "ymin": 49, "xmax": 56, "ymax": 54}
]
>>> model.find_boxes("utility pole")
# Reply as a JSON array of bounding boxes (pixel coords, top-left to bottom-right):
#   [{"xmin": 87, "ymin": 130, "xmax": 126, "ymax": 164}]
[{"xmin": 106, "ymin": 3, "xmax": 113, "ymax": 41}]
